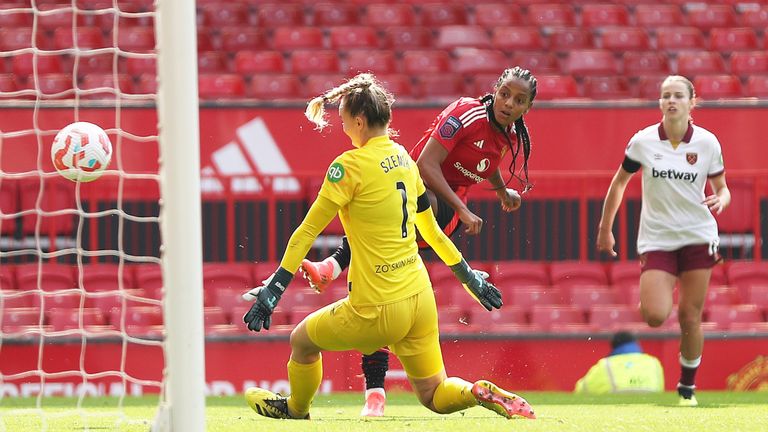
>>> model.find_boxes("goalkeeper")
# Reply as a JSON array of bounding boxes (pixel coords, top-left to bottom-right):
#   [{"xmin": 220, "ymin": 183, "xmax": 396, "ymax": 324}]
[
  {"xmin": 300, "ymin": 66, "xmax": 537, "ymax": 416},
  {"xmin": 242, "ymin": 73, "xmax": 535, "ymax": 421}
]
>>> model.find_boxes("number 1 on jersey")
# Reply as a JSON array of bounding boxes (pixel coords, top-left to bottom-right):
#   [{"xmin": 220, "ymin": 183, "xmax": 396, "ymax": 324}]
[{"xmin": 396, "ymin": 181, "xmax": 407, "ymax": 238}]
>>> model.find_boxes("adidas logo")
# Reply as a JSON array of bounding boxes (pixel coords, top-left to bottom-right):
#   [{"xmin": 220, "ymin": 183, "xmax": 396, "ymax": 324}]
[
  {"xmin": 474, "ymin": 140, "xmax": 484, "ymax": 149},
  {"xmin": 202, "ymin": 117, "xmax": 299, "ymax": 193}
]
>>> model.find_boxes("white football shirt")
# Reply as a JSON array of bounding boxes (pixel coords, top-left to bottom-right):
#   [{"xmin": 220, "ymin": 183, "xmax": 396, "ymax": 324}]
[{"xmin": 624, "ymin": 123, "xmax": 725, "ymax": 253}]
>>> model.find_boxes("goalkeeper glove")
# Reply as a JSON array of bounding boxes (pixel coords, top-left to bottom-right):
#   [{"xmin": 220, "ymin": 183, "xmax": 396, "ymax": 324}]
[
  {"xmin": 450, "ymin": 259, "xmax": 502, "ymax": 311},
  {"xmin": 242, "ymin": 267, "xmax": 293, "ymax": 331}
]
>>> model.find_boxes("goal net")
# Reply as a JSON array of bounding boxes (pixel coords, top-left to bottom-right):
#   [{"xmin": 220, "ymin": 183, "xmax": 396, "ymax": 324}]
[{"xmin": 0, "ymin": 1, "xmax": 204, "ymax": 431}]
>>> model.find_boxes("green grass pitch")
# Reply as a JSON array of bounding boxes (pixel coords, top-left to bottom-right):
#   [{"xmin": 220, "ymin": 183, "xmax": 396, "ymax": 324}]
[{"xmin": 2, "ymin": 391, "xmax": 767, "ymax": 431}]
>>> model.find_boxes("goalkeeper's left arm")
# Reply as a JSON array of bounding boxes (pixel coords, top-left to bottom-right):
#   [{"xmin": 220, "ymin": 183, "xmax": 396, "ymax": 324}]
[{"xmin": 414, "ymin": 192, "xmax": 502, "ymax": 311}]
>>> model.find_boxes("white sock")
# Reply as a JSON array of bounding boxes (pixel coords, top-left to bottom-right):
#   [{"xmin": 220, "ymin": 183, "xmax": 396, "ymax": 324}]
[
  {"xmin": 679, "ymin": 354, "xmax": 702, "ymax": 368},
  {"xmin": 365, "ymin": 387, "xmax": 385, "ymax": 399},
  {"xmin": 324, "ymin": 257, "xmax": 342, "ymax": 279}
]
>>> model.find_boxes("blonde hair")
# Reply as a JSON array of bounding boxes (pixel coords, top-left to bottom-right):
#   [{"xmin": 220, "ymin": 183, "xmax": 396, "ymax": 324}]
[
  {"xmin": 305, "ymin": 73, "xmax": 395, "ymax": 132},
  {"xmin": 661, "ymin": 75, "xmax": 696, "ymax": 101}
]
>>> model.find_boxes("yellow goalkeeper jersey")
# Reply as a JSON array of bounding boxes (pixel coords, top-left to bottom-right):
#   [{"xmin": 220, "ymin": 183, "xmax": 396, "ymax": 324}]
[{"xmin": 318, "ymin": 135, "xmax": 431, "ymax": 306}]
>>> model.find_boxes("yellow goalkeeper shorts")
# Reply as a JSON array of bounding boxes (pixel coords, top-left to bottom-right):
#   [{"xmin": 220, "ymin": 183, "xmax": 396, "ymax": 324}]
[{"xmin": 305, "ymin": 285, "xmax": 445, "ymax": 379}]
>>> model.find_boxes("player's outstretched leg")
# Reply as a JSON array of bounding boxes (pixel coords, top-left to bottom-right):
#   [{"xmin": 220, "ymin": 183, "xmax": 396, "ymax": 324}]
[
  {"xmin": 677, "ymin": 384, "xmax": 698, "ymax": 407},
  {"xmin": 471, "ymin": 380, "xmax": 536, "ymax": 419},
  {"xmin": 300, "ymin": 259, "xmax": 337, "ymax": 292},
  {"xmin": 245, "ymin": 387, "xmax": 310, "ymax": 420}
]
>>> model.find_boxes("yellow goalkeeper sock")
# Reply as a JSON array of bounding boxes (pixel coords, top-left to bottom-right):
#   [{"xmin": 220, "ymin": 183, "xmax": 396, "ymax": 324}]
[
  {"xmin": 287, "ymin": 356, "xmax": 322, "ymax": 418},
  {"xmin": 432, "ymin": 377, "xmax": 477, "ymax": 414}
]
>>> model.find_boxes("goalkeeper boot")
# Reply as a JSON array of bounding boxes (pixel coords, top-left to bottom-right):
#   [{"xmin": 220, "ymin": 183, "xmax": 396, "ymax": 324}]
[
  {"xmin": 300, "ymin": 259, "xmax": 336, "ymax": 293},
  {"xmin": 677, "ymin": 384, "xmax": 698, "ymax": 407},
  {"xmin": 471, "ymin": 380, "xmax": 536, "ymax": 419},
  {"xmin": 360, "ymin": 390, "xmax": 386, "ymax": 417},
  {"xmin": 245, "ymin": 387, "xmax": 310, "ymax": 420}
]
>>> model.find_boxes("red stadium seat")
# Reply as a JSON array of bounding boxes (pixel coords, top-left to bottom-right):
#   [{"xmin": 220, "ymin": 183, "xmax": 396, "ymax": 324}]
[
  {"xmin": 492, "ymin": 261, "xmax": 550, "ymax": 288},
  {"xmin": 707, "ymin": 304, "xmax": 763, "ymax": 330},
  {"xmin": 74, "ymin": 53, "xmax": 115, "ymax": 76},
  {"xmin": 401, "ymin": 50, "xmax": 450, "ymax": 74},
  {"xmin": 329, "ymin": 26, "xmax": 379, "ymax": 49},
  {"xmin": 133, "ymin": 263, "xmax": 163, "ymax": 300},
  {"xmin": 313, "ymin": 3, "xmax": 358, "ymax": 26},
  {"xmin": 1, "ymin": 290, "xmax": 41, "ymax": 309},
  {"xmin": 589, "ymin": 304, "xmax": 644, "ymax": 329},
  {"xmin": 580, "ymin": 4, "xmax": 629, "ymax": 28},
  {"xmin": 3, "ymin": 308, "xmax": 42, "ymax": 330},
  {"xmin": 0, "ymin": 3, "xmax": 31, "ymax": 28},
  {"xmin": 746, "ymin": 285, "xmax": 768, "ymax": 307},
  {"xmin": 436, "ymin": 26, "xmax": 491, "ymax": 49},
  {"xmin": 76, "ymin": 263, "xmax": 134, "ymax": 292},
  {"xmin": 19, "ymin": 177, "xmax": 76, "ymax": 236},
  {"xmin": 635, "ymin": 75, "xmax": 667, "ymax": 99},
  {"xmin": 289, "ymin": 306, "xmax": 317, "ymax": 325},
  {"xmin": 709, "ymin": 28, "xmax": 758, "ymax": 52},
  {"xmin": 685, "ymin": 4, "xmax": 737, "ymax": 30},
  {"xmin": 710, "ymin": 263, "xmax": 728, "ymax": 287},
  {"xmin": 53, "ymin": 27, "xmax": 107, "ymax": 50},
  {"xmin": 745, "ymin": 75, "xmax": 768, "ymax": 98},
  {"xmin": 86, "ymin": 288, "xmax": 149, "ymax": 315},
  {"xmin": 730, "ymin": 51, "xmax": 768, "ymax": 77},
  {"xmin": 203, "ymin": 262, "xmax": 253, "ymax": 305},
  {"xmin": 197, "ymin": 29, "xmax": 214, "ymax": 52},
  {"xmin": 0, "ymin": 28, "xmax": 48, "ymax": 51},
  {"xmin": 453, "ymin": 48, "xmax": 506, "ymax": 74},
  {"xmin": 527, "ymin": 3, "xmax": 575, "ymax": 27},
  {"xmin": 705, "ymin": 285, "xmax": 740, "ymax": 306},
  {"xmin": 219, "ymin": 27, "xmax": 264, "ymax": 52},
  {"xmin": 530, "ymin": 305, "xmax": 584, "ymax": 329},
  {"xmin": 491, "ymin": 27, "xmax": 545, "ymax": 52},
  {"xmin": 437, "ymin": 306, "xmax": 470, "ymax": 332},
  {"xmin": 48, "ymin": 307, "xmax": 105, "ymax": 331},
  {"xmin": 113, "ymin": 305, "xmax": 163, "ymax": 328},
  {"xmin": 124, "ymin": 57, "xmax": 157, "ymax": 76},
  {"xmin": 563, "ymin": 50, "xmax": 618, "ymax": 76},
  {"xmin": 198, "ymin": 3, "xmax": 250, "ymax": 27},
  {"xmin": 254, "ymin": 3, "xmax": 303, "ymax": 27},
  {"xmin": 510, "ymin": 287, "xmax": 567, "ymax": 309},
  {"xmin": 609, "ymin": 261, "xmax": 641, "ymax": 289},
  {"xmin": 211, "ymin": 286, "xmax": 251, "ymax": 323},
  {"xmin": 0, "ymin": 73, "xmax": 16, "ymax": 94},
  {"xmin": 693, "ymin": 75, "xmax": 742, "ymax": 99},
  {"xmin": 655, "ymin": 27, "xmax": 705, "ymax": 51},
  {"xmin": 290, "ymin": 50, "xmax": 340, "ymax": 74},
  {"xmin": 534, "ymin": 75, "xmax": 579, "ymax": 99},
  {"xmin": 198, "ymin": 73, "xmax": 245, "ymax": 99},
  {"xmin": 469, "ymin": 306, "xmax": 527, "ymax": 327},
  {"xmin": 420, "ymin": 3, "xmax": 466, "ymax": 27},
  {"xmin": 80, "ymin": 73, "xmax": 135, "ymax": 98},
  {"xmin": 117, "ymin": 26, "xmax": 155, "ymax": 52},
  {"xmin": 271, "ymin": 27, "xmax": 324, "ymax": 50},
  {"xmin": 510, "ymin": 52, "xmax": 560, "ymax": 74},
  {"xmin": 622, "ymin": 52, "xmax": 670, "ymax": 78},
  {"xmin": 249, "ymin": 74, "xmax": 301, "ymax": 100},
  {"xmin": 738, "ymin": 6, "xmax": 768, "ymax": 30},
  {"xmin": 474, "ymin": 4, "xmax": 521, "ymax": 27},
  {"xmin": 727, "ymin": 261, "xmax": 768, "ymax": 292},
  {"xmin": 382, "ymin": 27, "xmax": 432, "ymax": 49},
  {"xmin": 569, "ymin": 287, "xmax": 620, "ymax": 312},
  {"xmin": 0, "ymin": 179, "xmax": 18, "ymax": 235},
  {"xmin": 203, "ymin": 306, "xmax": 228, "ymax": 327},
  {"xmin": 363, "ymin": 4, "xmax": 416, "ymax": 27},
  {"xmin": 676, "ymin": 52, "xmax": 725, "ymax": 77},
  {"xmin": 376, "ymin": 74, "xmax": 413, "ymax": 98},
  {"xmin": 279, "ymin": 287, "xmax": 326, "ymax": 310},
  {"xmin": 303, "ymin": 74, "xmax": 346, "ymax": 99},
  {"xmin": 583, "ymin": 76, "xmax": 631, "ymax": 100},
  {"xmin": 597, "ymin": 27, "xmax": 650, "ymax": 52},
  {"xmin": 550, "ymin": 261, "xmax": 609, "ymax": 289},
  {"xmin": 634, "ymin": 5, "xmax": 683, "ymax": 28},
  {"xmin": 415, "ymin": 73, "xmax": 464, "ymax": 99},
  {"xmin": 0, "ymin": 264, "xmax": 15, "ymax": 290},
  {"xmin": 465, "ymin": 73, "xmax": 502, "ymax": 97},
  {"xmin": 197, "ymin": 51, "xmax": 229, "ymax": 73},
  {"xmin": 15, "ymin": 263, "xmax": 75, "ymax": 292},
  {"xmin": 135, "ymin": 73, "xmax": 157, "ymax": 94},
  {"xmin": 546, "ymin": 27, "xmax": 593, "ymax": 51},
  {"xmin": 345, "ymin": 50, "xmax": 397, "ymax": 75},
  {"xmin": 11, "ymin": 53, "xmax": 63, "ymax": 76},
  {"xmin": 253, "ymin": 261, "xmax": 280, "ymax": 283},
  {"xmin": 234, "ymin": 51, "xmax": 284, "ymax": 75}
]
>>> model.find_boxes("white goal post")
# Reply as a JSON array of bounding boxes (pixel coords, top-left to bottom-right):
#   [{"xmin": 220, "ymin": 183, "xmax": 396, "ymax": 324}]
[{"xmin": 154, "ymin": 1, "xmax": 206, "ymax": 431}]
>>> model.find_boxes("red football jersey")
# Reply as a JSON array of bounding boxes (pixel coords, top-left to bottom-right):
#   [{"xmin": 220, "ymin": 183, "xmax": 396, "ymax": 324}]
[{"xmin": 410, "ymin": 97, "xmax": 516, "ymax": 199}]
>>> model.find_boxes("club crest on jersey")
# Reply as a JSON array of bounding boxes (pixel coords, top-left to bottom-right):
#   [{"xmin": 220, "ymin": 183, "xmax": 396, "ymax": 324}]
[
  {"xmin": 439, "ymin": 116, "xmax": 462, "ymax": 139},
  {"xmin": 327, "ymin": 162, "xmax": 345, "ymax": 183},
  {"xmin": 686, "ymin": 152, "xmax": 698, "ymax": 165}
]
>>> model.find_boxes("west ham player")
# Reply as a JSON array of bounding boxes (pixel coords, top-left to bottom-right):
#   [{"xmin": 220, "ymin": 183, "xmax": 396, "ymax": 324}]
[
  {"xmin": 242, "ymin": 73, "xmax": 535, "ymax": 421},
  {"xmin": 596, "ymin": 75, "xmax": 731, "ymax": 406},
  {"xmin": 300, "ymin": 67, "xmax": 538, "ymax": 416}
]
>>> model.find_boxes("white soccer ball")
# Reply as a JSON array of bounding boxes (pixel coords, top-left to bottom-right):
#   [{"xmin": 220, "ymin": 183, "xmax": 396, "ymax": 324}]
[{"xmin": 51, "ymin": 121, "xmax": 112, "ymax": 182}]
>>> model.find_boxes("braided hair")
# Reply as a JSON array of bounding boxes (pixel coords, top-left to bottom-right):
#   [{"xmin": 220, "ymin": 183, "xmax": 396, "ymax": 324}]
[{"xmin": 481, "ymin": 66, "xmax": 537, "ymax": 192}]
